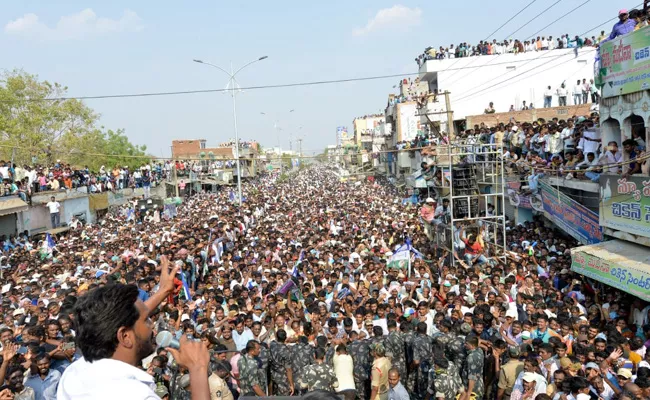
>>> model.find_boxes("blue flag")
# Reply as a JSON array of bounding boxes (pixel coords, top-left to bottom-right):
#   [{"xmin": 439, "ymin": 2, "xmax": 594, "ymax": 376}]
[{"xmin": 180, "ymin": 272, "xmax": 192, "ymax": 301}]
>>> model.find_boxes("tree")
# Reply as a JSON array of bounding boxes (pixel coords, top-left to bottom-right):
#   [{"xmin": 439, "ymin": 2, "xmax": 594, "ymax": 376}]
[{"xmin": 0, "ymin": 70, "xmax": 149, "ymax": 169}]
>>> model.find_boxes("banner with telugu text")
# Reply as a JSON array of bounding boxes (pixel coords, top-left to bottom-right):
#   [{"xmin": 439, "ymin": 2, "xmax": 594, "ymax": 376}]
[
  {"xmin": 540, "ymin": 182, "xmax": 602, "ymax": 245},
  {"xmin": 599, "ymin": 26, "xmax": 650, "ymax": 98},
  {"xmin": 571, "ymin": 251, "xmax": 650, "ymax": 301},
  {"xmin": 599, "ymin": 174, "xmax": 650, "ymax": 237}
]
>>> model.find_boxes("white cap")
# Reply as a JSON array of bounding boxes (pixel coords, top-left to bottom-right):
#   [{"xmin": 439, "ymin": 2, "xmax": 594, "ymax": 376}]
[
  {"xmin": 425, "ymin": 198, "xmax": 435, "ymax": 203},
  {"xmin": 506, "ymin": 309, "xmax": 518, "ymax": 319},
  {"xmin": 512, "ymin": 125, "xmax": 519, "ymax": 131},
  {"xmin": 522, "ymin": 372, "xmax": 537, "ymax": 382}
]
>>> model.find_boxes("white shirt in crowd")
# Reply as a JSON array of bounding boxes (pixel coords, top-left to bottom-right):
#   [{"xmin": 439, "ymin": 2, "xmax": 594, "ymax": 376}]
[
  {"xmin": 578, "ymin": 129, "xmax": 601, "ymax": 156},
  {"xmin": 333, "ymin": 353, "xmax": 356, "ymax": 392},
  {"xmin": 47, "ymin": 200, "xmax": 61, "ymax": 214},
  {"xmin": 57, "ymin": 357, "xmax": 159, "ymax": 400}
]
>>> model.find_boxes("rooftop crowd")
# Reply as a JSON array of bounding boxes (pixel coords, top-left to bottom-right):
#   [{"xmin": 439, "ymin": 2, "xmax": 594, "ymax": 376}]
[
  {"xmin": 0, "ymin": 163, "xmax": 646, "ymax": 400},
  {"xmin": 415, "ymin": 8, "xmax": 648, "ymax": 67}
]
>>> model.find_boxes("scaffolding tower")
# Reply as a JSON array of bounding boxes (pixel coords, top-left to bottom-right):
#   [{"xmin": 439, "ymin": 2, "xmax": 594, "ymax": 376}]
[{"xmin": 425, "ymin": 141, "xmax": 507, "ymax": 267}]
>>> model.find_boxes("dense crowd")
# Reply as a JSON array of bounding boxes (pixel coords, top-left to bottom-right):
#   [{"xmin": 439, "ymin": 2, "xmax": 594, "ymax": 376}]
[
  {"xmin": 453, "ymin": 111, "xmax": 648, "ymax": 184},
  {"xmin": 0, "ymin": 161, "xmax": 165, "ymax": 202},
  {"xmin": 0, "ymin": 164, "xmax": 647, "ymax": 400}
]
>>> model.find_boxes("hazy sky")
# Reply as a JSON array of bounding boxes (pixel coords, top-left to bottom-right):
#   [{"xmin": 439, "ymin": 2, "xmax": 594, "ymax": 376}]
[{"xmin": 1, "ymin": 1, "xmax": 624, "ymax": 157}]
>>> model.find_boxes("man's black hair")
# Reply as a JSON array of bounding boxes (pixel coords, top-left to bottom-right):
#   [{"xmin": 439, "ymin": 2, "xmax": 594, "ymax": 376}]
[
  {"xmin": 276, "ymin": 329, "xmax": 287, "ymax": 343},
  {"xmin": 74, "ymin": 284, "xmax": 140, "ymax": 362}
]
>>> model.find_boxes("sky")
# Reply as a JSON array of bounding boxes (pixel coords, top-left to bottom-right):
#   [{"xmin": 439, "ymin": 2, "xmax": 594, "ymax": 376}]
[{"xmin": 0, "ymin": 0, "xmax": 625, "ymax": 157}]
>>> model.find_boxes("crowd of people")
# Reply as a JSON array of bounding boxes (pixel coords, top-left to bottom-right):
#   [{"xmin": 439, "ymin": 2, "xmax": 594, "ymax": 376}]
[
  {"xmin": 415, "ymin": 8, "xmax": 648, "ymax": 67},
  {"xmin": 453, "ymin": 110, "xmax": 647, "ymax": 184},
  {"xmin": 0, "ymin": 161, "xmax": 165, "ymax": 202},
  {"xmin": 217, "ymin": 140, "xmax": 258, "ymax": 149},
  {"xmin": 0, "ymin": 163, "xmax": 646, "ymax": 400}
]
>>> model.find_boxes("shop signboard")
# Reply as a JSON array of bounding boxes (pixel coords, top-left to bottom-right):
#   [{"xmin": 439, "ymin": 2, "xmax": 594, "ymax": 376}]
[
  {"xmin": 571, "ymin": 251, "xmax": 650, "ymax": 301},
  {"xmin": 599, "ymin": 175, "xmax": 650, "ymax": 237},
  {"xmin": 598, "ymin": 26, "xmax": 650, "ymax": 98}
]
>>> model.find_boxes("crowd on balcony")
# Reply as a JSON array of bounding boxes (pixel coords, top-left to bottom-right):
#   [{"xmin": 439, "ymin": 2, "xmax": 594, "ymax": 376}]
[{"xmin": 454, "ymin": 111, "xmax": 648, "ymax": 185}]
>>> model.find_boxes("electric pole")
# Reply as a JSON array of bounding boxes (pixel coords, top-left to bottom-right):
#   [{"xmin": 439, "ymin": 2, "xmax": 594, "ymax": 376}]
[{"xmin": 444, "ymin": 91, "xmax": 455, "ymax": 139}]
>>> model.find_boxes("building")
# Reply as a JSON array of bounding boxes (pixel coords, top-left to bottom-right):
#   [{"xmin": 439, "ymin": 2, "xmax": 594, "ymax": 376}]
[
  {"xmin": 418, "ymin": 48, "xmax": 597, "ymax": 130},
  {"xmin": 562, "ymin": 27, "xmax": 650, "ymax": 303},
  {"xmin": 171, "ymin": 139, "xmax": 259, "ymax": 178}
]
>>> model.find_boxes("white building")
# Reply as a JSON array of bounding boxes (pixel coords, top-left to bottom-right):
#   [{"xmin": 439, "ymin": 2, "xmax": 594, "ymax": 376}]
[{"xmin": 418, "ymin": 48, "xmax": 597, "ymax": 128}]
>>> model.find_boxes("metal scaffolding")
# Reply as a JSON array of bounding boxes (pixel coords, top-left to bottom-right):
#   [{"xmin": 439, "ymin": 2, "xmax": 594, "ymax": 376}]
[{"xmin": 424, "ymin": 141, "xmax": 507, "ymax": 266}]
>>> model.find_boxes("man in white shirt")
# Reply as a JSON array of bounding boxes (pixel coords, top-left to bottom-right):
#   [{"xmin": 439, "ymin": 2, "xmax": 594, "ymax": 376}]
[
  {"xmin": 544, "ymin": 86, "xmax": 554, "ymax": 108},
  {"xmin": 46, "ymin": 196, "xmax": 61, "ymax": 228},
  {"xmin": 333, "ymin": 345, "xmax": 356, "ymax": 400},
  {"xmin": 57, "ymin": 256, "xmax": 211, "ymax": 400},
  {"xmin": 573, "ymin": 80, "xmax": 583, "ymax": 105},
  {"xmin": 601, "ymin": 141, "xmax": 623, "ymax": 173},
  {"xmin": 557, "ymin": 84, "xmax": 568, "ymax": 106}
]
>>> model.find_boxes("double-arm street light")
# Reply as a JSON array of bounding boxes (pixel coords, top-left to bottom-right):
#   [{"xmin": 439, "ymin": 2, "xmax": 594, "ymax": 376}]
[{"xmin": 193, "ymin": 56, "xmax": 268, "ymax": 206}]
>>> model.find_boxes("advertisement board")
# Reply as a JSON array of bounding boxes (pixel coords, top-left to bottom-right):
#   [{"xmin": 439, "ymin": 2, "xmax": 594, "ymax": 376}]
[
  {"xmin": 540, "ymin": 182, "xmax": 603, "ymax": 245},
  {"xmin": 337, "ymin": 126, "xmax": 350, "ymax": 144},
  {"xmin": 599, "ymin": 174, "xmax": 650, "ymax": 237},
  {"xmin": 598, "ymin": 26, "xmax": 650, "ymax": 98},
  {"xmin": 397, "ymin": 102, "xmax": 422, "ymax": 142},
  {"xmin": 355, "ymin": 117, "xmax": 384, "ymax": 143},
  {"xmin": 572, "ymin": 250, "xmax": 650, "ymax": 301}
]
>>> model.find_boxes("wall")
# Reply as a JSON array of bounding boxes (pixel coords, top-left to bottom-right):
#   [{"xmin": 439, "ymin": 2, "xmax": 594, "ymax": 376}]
[
  {"xmin": 599, "ymin": 91, "xmax": 650, "ymax": 153},
  {"xmin": 353, "ymin": 116, "xmax": 385, "ymax": 145},
  {"xmin": 466, "ymin": 104, "xmax": 593, "ymax": 127},
  {"xmin": 419, "ymin": 48, "xmax": 597, "ymax": 120}
]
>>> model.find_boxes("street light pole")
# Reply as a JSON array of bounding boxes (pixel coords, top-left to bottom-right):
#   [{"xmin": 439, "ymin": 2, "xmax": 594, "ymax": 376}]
[{"xmin": 193, "ymin": 56, "xmax": 268, "ymax": 206}]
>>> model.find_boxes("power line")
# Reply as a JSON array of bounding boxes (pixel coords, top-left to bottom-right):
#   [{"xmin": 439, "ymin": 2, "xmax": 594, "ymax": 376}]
[
  {"xmin": 442, "ymin": 0, "xmax": 540, "ymax": 84},
  {"xmin": 452, "ymin": 3, "xmax": 641, "ymax": 102},
  {"xmin": 486, "ymin": 0, "xmax": 540, "ymax": 40},
  {"xmin": 525, "ymin": 0, "xmax": 592, "ymax": 40},
  {"xmin": 506, "ymin": 0, "xmax": 564, "ymax": 39},
  {"xmin": 0, "ymin": 54, "xmax": 585, "ymax": 103},
  {"xmin": 444, "ymin": 0, "xmax": 568, "ymax": 88}
]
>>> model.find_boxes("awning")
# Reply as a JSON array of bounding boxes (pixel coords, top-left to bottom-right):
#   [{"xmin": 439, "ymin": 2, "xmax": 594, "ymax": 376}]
[
  {"xmin": 571, "ymin": 240, "xmax": 650, "ymax": 301},
  {"xmin": 0, "ymin": 198, "xmax": 28, "ymax": 217}
]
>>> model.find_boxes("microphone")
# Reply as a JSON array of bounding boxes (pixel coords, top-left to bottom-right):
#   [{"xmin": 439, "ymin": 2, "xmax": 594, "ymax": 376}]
[{"xmin": 156, "ymin": 331, "xmax": 180, "ymax": 350}]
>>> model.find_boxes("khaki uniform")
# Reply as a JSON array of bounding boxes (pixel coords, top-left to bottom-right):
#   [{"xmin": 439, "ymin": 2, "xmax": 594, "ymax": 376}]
[
  {"xmin": 209, "ymin": 374, "xmax": 234, "ymax": 400},
  {"xmin": 371, "ymin": 357, "xmax": 392, "ymax": 400},
  {"xmin": 497, "ymin": 360, "xmax": 524, "ymax": 400}
]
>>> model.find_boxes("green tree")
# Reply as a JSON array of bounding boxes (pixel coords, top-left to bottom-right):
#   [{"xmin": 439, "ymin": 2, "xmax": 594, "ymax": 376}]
[{"xmin": 0, "ymin": 70, "xmax": 149, "ymax": 169}]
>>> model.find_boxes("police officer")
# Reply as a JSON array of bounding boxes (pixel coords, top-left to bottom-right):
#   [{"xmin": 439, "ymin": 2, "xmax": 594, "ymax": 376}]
[
  {"xmin": 385, "ymin": 320, "xmax": 407, "ymax": 386},
  {"xmin": 237, "ymin": 340, "xmax": 265, "ymax": 397},
  {"xmin": 269, "ymin": 329, "xmax": 294, "ymax": 396},
  {"xmin": 349, "ymin": 332, "xmax": 371, "ymax": 400},
  {"xmin": 410, "ymin": 322, "xmax": 433, "ymax": 400},
  {"xmin": 299, "ymin": 347, "xmax": 339, "ymax": 392},
  {"xmin": 291, "ymin": 336, "xmax": 314, "ymax": 393}
]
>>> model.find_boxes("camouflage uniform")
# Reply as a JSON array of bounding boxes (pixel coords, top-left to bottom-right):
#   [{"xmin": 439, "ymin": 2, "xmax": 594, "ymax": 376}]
[
  {"xmin": 447, "ymin": 334, "xmax": 466, "ymax": 367},
  {"xmin": 259, "ymin": 343, "xmax": 270, "ymax": 393},
  {"xmin": 349, "ymin": 338, "xmax": 371, "ymax": 400},
  {"xmin": 402, "ymin": 330, "xmax": 415, "ymax": 372},
  {"xmin": 238, "ymin": 354, "xmax": 263, "ymax": 396},
  {"xmin": 299, "ymin": 362, "xmax": 338, "ymax": 392},
  {"xmin": 410, "ymin": 333, "xmax": 433, "ymax": 400},
  {"xmin": 291, "ymin": 342, "xmax": 314, "ymax": 392},
  {"xmin": 385, "ymin": 330, "xmax": 407, "ymax": 385},
  {"xmin": 429, "ymin": 366, "xmax": 462, "ymax": 400},
  {"xmin": 270, "ymin": 341, "xmax": 293, "ymax": 396},
  {"xmin": 462, "ymin": 348, "xmax": 485, "ymax": 400},
  {"xmin": 325, "ymin": 345, "xmax": 336, "ymax": 367}
]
